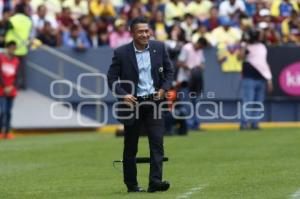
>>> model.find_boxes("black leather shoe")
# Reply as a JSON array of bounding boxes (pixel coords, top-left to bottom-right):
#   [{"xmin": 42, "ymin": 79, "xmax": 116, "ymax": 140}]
[
  {"xmin": 147, "ymin": 181, "xmax": 170, "ymax": 193},
  {"xmin": 127, "ymin": 185, "xmax": 145, "ymax": 193}
]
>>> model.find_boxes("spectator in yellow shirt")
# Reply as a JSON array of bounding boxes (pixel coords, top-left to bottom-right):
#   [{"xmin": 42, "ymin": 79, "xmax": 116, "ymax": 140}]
[
  {"xmin": 150, "ymin": 11, "xmax": 168, "ymax": 41},
  {"xmin": 281, "ymin": 10, "xmax": 300, "ymax": 44},
  {"xmin": 5, "ymin": 3, "xmax": 32, "ymax": 89},
  {"xmin": 165, "ymin": 0, "xmax": 186, "ymax": 27},
  {"xmin": 62, "ymin": 0, "xmax": 89, "ymax": 19},
  {"xmin": 30, "ymin": 0, "xmax": 62, "ymax": 17},
  {"xmin": 211, "ymin": 17, "xmax": 242, "ymax": 72},
  {"xmin": 90, "ymin": 0, "xmax": 116, "ymax": 20},
  {"xmin": 191, "ymin": 24, "xmax": 212, "ymax": 44},
  {"xmin": 186, "ymin": 0, "xmax": 213, "ymax": 22},
  {"xmin": 270, "ymin": 0, "xmax": 299, "ymax": 18},
  {"xmin": 210, "ymin": 17, "xmax": 242, "ymax": 47}
]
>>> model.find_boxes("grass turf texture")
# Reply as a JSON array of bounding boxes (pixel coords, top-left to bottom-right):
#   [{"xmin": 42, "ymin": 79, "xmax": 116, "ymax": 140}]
[{"xmin": 0, "ymin": 128, "xmax": 300, "ymax": 199}]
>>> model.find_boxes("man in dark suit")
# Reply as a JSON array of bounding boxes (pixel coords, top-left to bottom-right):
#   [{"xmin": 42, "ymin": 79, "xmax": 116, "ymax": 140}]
[{"xmin": 107, "ymin": 17, "xmax": 174, "ymax": 193}]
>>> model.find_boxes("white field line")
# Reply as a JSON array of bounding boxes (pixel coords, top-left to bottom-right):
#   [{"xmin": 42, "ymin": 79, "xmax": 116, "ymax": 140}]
[
  {"xmin": 176, "ymin": 185, "xmax": 208, "ymax": 199},
  {"xmin": 291, "ymin": 188, "xmax": 300, "ymax": 199}
]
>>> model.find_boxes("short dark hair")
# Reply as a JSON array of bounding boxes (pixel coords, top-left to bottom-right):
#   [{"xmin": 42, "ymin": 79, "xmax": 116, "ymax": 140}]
[
  {"xmin": 184, "ymin": 13, "xmax": 194, "ymax": 19},
  {"xmin": 2, "ymin": 7, "xmax": 11, "ymax": 14},
  {"xmin": 70, "ymin": 24, "xmax": 79, "ymax": 32},
  {"xmin": 37, "ymin": 4, "xmax": 46, "ymax": 11},
  {"xmin": 291, "ymin": 9, "xmax": 298, "ymax": 17},
  {"xmin": 15, "ymin": 3, "xmax": 27, "ymax": 14},
  {"xmin": 130, "ymin": 16, "xmax": 148, "ymax": 31},
  {"xmin": 5, "ymin": 41, "xmax": 17, "ymax": 48},
  {"xmin": 197, "ymin": 37, "xmax": 208, "ymax": 47},
  {"xmin": 247, "ymin": 29, "xmax": 260, "ymax": 43},
  {"xmin": 62, "ymin": 7, "xmax": 70, "ymax": 12}
]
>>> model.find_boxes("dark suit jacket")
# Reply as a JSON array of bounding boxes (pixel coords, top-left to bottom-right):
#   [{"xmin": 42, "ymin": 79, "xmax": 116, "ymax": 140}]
[{"xmin": 107, "ymin": 40, "xmax": 174, "ymax": 125}]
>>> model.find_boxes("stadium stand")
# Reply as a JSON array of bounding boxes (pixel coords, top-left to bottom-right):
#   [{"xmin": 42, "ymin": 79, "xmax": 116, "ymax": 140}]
[{"xmin": 0, "ymin": 0, "xmax": 298, "ymax": 48}]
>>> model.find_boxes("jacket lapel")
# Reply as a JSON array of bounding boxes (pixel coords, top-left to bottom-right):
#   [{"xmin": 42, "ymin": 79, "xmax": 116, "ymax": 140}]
[
  {"xmin": 149, "ymin": 41, "xmax": 157, "ymax": 82},
  {"xmin": 128, "ymin": 42, "xmax": 139, "ymax": 75}
]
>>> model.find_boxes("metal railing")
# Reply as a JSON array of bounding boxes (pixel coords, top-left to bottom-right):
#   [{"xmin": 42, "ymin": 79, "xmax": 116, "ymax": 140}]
[{"xmin": 27, "ymin": 45, "xmax": 104, "ymax": 123}]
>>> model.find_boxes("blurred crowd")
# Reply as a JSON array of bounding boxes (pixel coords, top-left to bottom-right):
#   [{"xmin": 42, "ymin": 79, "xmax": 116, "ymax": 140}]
[{"xmin": 0, "ymin": 0, "xmax": 299, "ymax": 51}]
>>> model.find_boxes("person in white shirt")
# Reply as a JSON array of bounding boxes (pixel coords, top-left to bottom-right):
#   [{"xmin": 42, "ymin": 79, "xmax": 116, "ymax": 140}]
[
  {"xmin": 62, "ymin": 0, "xmax": 89, "ymax": 19},
  {"xmin": 180, "ymin": 13, "xmax": 198, "ymax": 42},
  {"xmin": 219, "ymin": 0, "xmax": 246, "ymax": 18},
  {"xmin": 30, "ymin": 0, "xmax": 62, "ymax": 17},
  {"xmin": 31, "ymin": 4, "xmax": 58, "ymax": 37},
  {"xmin": 238, "ymin": 29, "xmax": 273, "ymax": 130},
  {"xmin": 177, "ymin": 38, "xmax": 206, "ymax": 83},
  {"xmin": 177, "ymin": 37, "xmax": 208, "ymax": 130}
]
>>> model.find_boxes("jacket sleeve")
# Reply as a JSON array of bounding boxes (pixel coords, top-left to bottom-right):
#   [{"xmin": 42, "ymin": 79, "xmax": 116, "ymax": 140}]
[
  {"xmin": 161, "ymin": 44, "xmax": 174, "ymax": 91},
  {"xmin": 107, "ymin": 49, "xmax": 128, "ymax": 97}
]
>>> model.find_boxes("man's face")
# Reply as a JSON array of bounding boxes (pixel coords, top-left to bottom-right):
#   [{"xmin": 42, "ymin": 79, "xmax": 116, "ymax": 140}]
[
  {"xmin": 116, "ymin": 24, "xmax": 126, "ymax": 32},
  {"xmin": 38, "ymin": 6, "xmax": 47, "ymax": 18},
  {"xmin": 131, "ymin": 23, "xmax": 151, "ymax": 46},
  {"xmin": 44, "ymin": 23, "xmax": 52, "ymax": 32},
  {"xmin": 89, "ymin": 23, "xmax": 98, "ymax": 34},
  {"xmin": 199, "ymin": 25, "xmax": 207, "ymax": 34},
  {"xmin": 223, "ymin": 25, "xmax": 230, "ymax": 31},
  {"xmin": 7, "ymin": 45, "xmax": 16, "ymax": 55},
  {"xmin": 65, "ymin": 8, "xmax": 71, "ymax": 17},
  {"xmin": 186, "ymin": 16, "xmax": 193, "ymax": 25},
  {"xmin": 71, "ymin": 29, "xmax": 79, "ymax": 38},
  {"xmin": 194, "ymin": 43, "xmax": 199, "ymax": 50},
  {"xmin": 210, "ymin": 8, "xmax": 218, "ymax": 17},
  {"xmin": 3, "ymin": 11, "xmax": 11, "ymax": 21}
]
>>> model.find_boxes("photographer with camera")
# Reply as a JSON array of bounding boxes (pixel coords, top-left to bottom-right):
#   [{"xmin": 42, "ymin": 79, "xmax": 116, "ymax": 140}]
[{"xmin": 239, "ymin": 29, "xmax": 273, "ymax": 130}]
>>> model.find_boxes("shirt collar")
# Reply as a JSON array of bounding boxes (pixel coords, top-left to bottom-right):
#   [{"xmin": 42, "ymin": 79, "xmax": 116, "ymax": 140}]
[{"xmin": 133, "ymin": 42, "xmax": 149, "ymax": 53}]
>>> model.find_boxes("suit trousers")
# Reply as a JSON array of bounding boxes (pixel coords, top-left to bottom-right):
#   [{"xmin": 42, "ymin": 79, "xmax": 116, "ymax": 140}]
[{"xmin": 123, "ymin": 100, "xmax": 164, "ymax": 187}]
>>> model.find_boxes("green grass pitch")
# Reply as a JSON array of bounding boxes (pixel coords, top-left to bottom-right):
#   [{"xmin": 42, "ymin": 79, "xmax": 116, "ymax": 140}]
[{"xmin": 1, "ymin": 128, "xmax": 300, "ymax": 199}]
